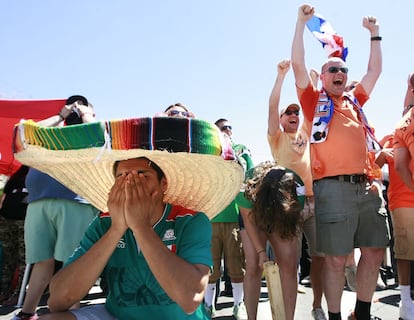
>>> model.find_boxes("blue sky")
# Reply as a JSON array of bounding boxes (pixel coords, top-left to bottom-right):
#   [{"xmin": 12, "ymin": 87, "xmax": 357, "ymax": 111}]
[{"xmin": 1, "ymin": 1, "xmax": 411, "ymax": 164}]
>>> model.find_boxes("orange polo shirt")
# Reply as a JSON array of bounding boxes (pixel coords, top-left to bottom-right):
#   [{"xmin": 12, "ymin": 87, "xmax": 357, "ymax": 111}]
[
  {"xmin": 382, "ymin": 134, "xmax": 414, "ymax": 211},
  {"xmin": 394, "ymin": 108, "xmax": 414, "ymax": 192},
  {"xmin": 297, "ymin": 83, "xmax": 369, "ymax": 181}
]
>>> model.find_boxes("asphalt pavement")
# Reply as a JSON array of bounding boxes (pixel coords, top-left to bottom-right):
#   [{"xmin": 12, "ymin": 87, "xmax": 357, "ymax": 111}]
[
  {"xmin": 213, "ymin": 276, "xmax": 400, "ymax": 320},
  {"xmin": 0, "ymin": 275, "xmax": 401, "ymax": 319}
]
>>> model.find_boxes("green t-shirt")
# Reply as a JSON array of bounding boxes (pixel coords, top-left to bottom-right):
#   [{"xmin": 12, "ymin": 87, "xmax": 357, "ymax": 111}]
[
  {"xmin": 66, "ymin": 204, "xmax": 212, "ymax": 320},
  {"xmin": 212, "ymin": 143, "xmax": 254, "ymax": 223},
  {"xmin": 211, "ymin": 199, "xmax": 239, "ymax": 222}
]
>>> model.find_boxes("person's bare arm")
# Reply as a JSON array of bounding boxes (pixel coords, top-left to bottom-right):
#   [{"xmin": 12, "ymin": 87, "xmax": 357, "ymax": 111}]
[
  {"xmin": 394, "ymin": 147, "xmax": 414, "ymax": 190},
  {"xmin": 74, "ymin": 102, "xmax": 96, "ymax": 123},
  {"xmin": 37, "ymin": 105, "xmax": 73, "ymax": 127},
  {"xmin": 375, "ymin": 148, "xmax": 393, "ymax": 168},
  {"xmin": 403, "ymin": 74, "xmax": 414, "ymax": 114},
  {"xmin": 47, "ymin": 175, "xmax": 129, "ymax": 312},
  {"xmin": 47, "ymin": 226, "xmax": 126, "ymax": 312},
  {"xmin": 268, "ymin": 60, "xmax": 291, "ymax": 136},
  {"xmin": 239, "ymin": 206, "xmax": 268, "ymax": 268},
  {"xmin": 37, "ymin": 102, "xmax": 96, "ymax": 128},
  {"xmin": 291, "ymin": 4, "xmax": 314, "ymax": 89},
  {"xmin": 132, "ymin": 226, "xmax": 210, "ymax": 313},
  {"xmin": 359, "ymin": 16, "xmax": 382, "ymax": 95}
]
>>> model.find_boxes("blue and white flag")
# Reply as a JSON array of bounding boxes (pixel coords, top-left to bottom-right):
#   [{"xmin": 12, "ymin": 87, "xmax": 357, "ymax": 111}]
[{"xmin": 306, "ymin": 13, "xmax": 348, "ymax": 61}]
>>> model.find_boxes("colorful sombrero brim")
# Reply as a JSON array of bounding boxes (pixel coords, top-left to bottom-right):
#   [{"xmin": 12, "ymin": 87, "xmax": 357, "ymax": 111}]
[{"xmin": 13, "ymin": 117, "xmax": 244, "ymax": 219}]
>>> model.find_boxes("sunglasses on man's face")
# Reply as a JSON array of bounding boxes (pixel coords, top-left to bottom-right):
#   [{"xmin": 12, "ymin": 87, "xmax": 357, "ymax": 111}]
[
  {"xmin": 168, "ymin": 110, "xmax": 190, "ymax": 117},
  {"xmin": 324, "ymin": 66, "xmax": 349, "ymax": 74},
  {"xmin": 220, "ymin": 125, "xmax": 232, "ymax": 131},
  {"xmin": 284, "ymin": 110, "xmax": 299, "ymax": 116}
]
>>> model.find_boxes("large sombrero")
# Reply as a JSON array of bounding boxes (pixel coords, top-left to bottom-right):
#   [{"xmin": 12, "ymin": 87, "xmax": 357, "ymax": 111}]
[{"xmin": 13, "ymin": 117, "xmax": 244, "ymax": 219}]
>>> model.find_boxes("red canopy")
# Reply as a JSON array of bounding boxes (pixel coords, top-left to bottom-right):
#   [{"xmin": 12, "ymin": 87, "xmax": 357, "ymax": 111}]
[{"xmin": 0, "ymin": 99, "xmax": 66, "ymax": 176}]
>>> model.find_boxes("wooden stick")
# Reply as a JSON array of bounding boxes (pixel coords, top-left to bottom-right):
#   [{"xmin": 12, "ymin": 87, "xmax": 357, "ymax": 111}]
[{"xmin": 263, "ymin": 261, "xmax": 286, "ymax": 320}]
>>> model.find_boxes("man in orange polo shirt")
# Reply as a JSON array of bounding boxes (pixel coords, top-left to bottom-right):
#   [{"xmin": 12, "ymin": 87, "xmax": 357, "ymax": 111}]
[
  {"xmin": 393, "ymin": 74, "xmax": 414, "ymax": 319},
  {"xmin": 291, "ymin": 4, "xmax": 388, "ymax": 320}
]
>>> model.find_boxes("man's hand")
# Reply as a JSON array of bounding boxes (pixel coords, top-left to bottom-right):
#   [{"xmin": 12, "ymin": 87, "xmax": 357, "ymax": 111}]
[
  {"xmin": 59, "ymin": 104, "xmax": 74, "ymax": 119},
  {"xmin": 108, "ymin": 174, "xmax": 128, "ymax": 232},
  {"xmin": 362, "ymin": 16, "xmax": 380, "ymax": 35},
  {"xmin": 75, "ymin": 102, "xmax": 94, "ymax": 117},
  {"xmin": 277, "ymin": 59, "xmax": 291, "ymax": 77},
  {"xmin": 258, "ymin": 251, "xmax": 270, "ymax": 269},
  {"xmin": 381, "ymin": 148, "xmax": 394, "ymax": 162},
  {"xmin": 124, "ymin": 171, "xmax": 158, "ymax": 231},
  {"xmin": 298, "ymin": 4, "xmax": 314, "ymax": 23}
]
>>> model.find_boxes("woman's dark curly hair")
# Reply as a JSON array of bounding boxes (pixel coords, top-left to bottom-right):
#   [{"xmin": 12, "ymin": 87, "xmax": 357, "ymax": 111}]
[{"xmin": 244, "ymin": 161, "xmax": 302, "ymax": 239}]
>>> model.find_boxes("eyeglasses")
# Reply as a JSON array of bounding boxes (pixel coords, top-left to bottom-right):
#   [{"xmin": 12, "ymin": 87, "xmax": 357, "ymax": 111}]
[
  {"xmin": 168, "ymin": 110, "xmax": 190, "ymax": 117},
  {"xmin": 323, "ymin": 66, "xmax": 349, "ymax": 74},
  {"xmin": 284, "ymin": 110, "xmax": 299, "ymax": 116},
  {"xmin": 220, "ymin": 125, "xmax": 232, "ymax": 131}
]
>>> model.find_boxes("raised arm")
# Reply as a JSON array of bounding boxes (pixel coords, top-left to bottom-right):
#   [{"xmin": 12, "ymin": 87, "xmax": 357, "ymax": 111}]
[
  {"xmin": 268, "ymin": 59, "xmax": 291, "ymax": 136},
  {"xmin": 74, "ymin": 102, "xmax": 96, "ymax": 123},
  {"xmin": 36, "ymin": 104, "xmax": 73, "ymax": 127},
  {"xmin": 291, "ymin": 4, "xmax": 314, "ymax": 89},
  {"xmin": 359, "ymin": 16, "xmax": 382, "ymax": 95},
  {"xmin": 403, "ymin": 74, "xmax": 414, "ymax": 114},
  {"xmin": 36, "ymin": 101, "xmax": 96, "ymax": 127},
  {"xmin": 393, "ymin": 76, "xmax": 414, "ymax": 191}
]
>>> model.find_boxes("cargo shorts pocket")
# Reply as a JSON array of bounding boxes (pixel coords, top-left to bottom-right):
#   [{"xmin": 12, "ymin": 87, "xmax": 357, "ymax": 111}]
[{"xmin": 318, "ymin": 213, "xmax": 347, "ymax": 224}]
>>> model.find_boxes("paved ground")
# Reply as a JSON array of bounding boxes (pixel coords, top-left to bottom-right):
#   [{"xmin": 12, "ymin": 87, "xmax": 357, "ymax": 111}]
[
  {"xmin": 212, "ymin": 277, "xmax": 401, "ymax": 320},
  {"xmin": 0, "ymin": 276, "xmax": 401, "ymax": 319}
]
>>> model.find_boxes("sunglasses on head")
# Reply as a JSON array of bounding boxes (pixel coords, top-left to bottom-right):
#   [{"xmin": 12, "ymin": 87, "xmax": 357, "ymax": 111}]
[
  {"xmin": 324, "ymin": 66, "xmax": 349, "ymax": 74},
  {"xmin": 220, "ymin": 125, "xmax": 232, "ymax": 131},
  {"xmin": 168, "ymin": 110, "xmax": 190, "ymax": 117},
  {"xmin": 284, "ymin": 110, "xmax": 299, "ymax": 116}
]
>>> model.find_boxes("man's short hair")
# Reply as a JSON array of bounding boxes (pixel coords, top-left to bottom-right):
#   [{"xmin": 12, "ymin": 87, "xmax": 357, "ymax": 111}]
[
  {"xmin": 214, "ymin": 118, "xmax": 228, "ymax": 127},
  {"xmin": 164, "ymin": 103, "xmax": 189, "ymax": 113}
]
